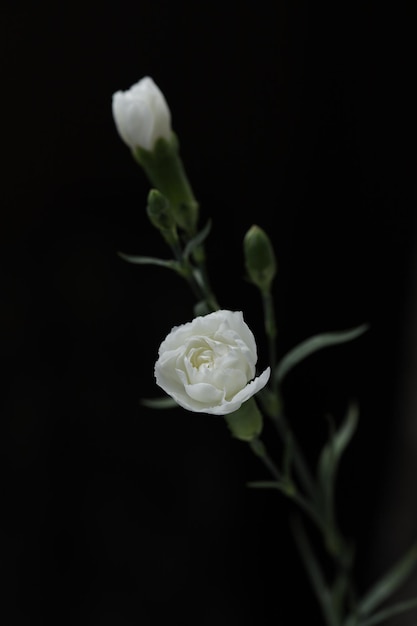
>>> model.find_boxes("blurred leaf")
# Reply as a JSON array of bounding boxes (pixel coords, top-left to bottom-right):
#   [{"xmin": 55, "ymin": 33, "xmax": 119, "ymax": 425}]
[
  {"xmin": 318, "ymin": 402, "xmax": 359, "ymax": 518},
  {"xmin": 118, "ymin": 252, "xmax": 180, "ymax": 271},
  {"xmin": 356, "ymin": 597, "xmax": 417, "ymax": 626},
  {"xmin": 194, "ymin": 300, "xmax": 212, "ymax": 317},
  {"xmin": 247, "ymin": 480, "xmax": 295, "ymax": 496},
  {"xmin": 356, "ymin": 542, "xmax": 417, "ymax": 619},
  {"xmin": 247, "ymin": 480, "xmax": 282, "ymax": 490},
  {"xmin": 291, "ymin": 516, "xmax": 338, "ymax": 626},
  {"xmin": 183, "ymin": 220, "xmax": 212, "ymax": 260},
  {"xmin": 140, "ymin": 397, "xmax": 178, "ymax": 409},
  {"xmin": 275, "ymin": 324, "xmax": 369, "ymax": 384}
]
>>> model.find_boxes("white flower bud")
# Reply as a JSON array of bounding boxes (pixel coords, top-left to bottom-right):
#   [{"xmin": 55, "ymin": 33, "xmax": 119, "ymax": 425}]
[
  {"xmin": 155, "ymin": 310, "xmax": 270, "ymax": 416},
  {"xmin": 112, "ymin": 76, "xmax": 172, "ymax": 151}
]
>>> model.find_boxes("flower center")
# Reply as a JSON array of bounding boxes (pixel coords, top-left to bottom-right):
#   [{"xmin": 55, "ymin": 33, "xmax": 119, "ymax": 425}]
[{"xmin": 190, "ymin": 347, "xmax": 214, "ymax": 370}]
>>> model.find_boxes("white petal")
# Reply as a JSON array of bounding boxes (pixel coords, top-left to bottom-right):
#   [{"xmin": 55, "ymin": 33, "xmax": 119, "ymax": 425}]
[
  {"xmin": 184, "ymin": 382, "xmax": 224, "ymax": 405},
  {"xmin": 229, "ymin": 368, "xmax": 271, "ymax": 407}
]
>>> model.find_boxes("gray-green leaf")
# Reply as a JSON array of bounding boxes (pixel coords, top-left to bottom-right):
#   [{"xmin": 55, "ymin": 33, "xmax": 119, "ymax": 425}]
[
  {"xmin": 357, "ymin": 541, "xmax": 417, "ymax": 619},
  {"xmin": 317, "ymin": 402, "xmax": 359, "ymax": 521},
  {"xmin": 355, "ymin": 597, "xmax": 417, "ymax": 626},
  {"xmin": 140, "ymin": 397, "xmax": 178, "ymax": 409},
  {"xmin": 246, "ymin": 480, "xmax": 283, "ymax": 490},
  {"xmin": 118, "ymin": 252, "xmax": 180, "ymax": 271},
  {"xmin": 275, "ymin": 324, "xmax": 369, "ymax": 384},
  {"xmin": 183, "ymin": 220, "xmax": 212, "ymax": 260}
]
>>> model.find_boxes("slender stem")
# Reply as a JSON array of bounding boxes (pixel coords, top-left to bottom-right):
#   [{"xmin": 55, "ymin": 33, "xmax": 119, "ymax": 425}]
[
  {"xmin": 260, "ymin": 287, "xmax": 317, "ymax": 502},
  {"xmin": 192, "ymin": 265, "xmax": 220, "ymax": 312},
  {"xmin": 289, "ymin": 490, "xmax": 326, "ymax": 533},
  {"xmin": 170, "ymin": 239, "xmax": 216, "ymax": 307},
  {"xmin": 270, "ymin": 412, "xmax": 318, "ymax": 503},
  {"xmin": 249, "ymin": 437, "xmax": 325, "ymax": 535},
  {"xmin": 291, "ymin": 516, "xmax": 340, "ymax": 626},
  {"xmin": 249, "ymin": 437, "xmax": 282, "ymax": 482},
  {"xmin": 262, "ymin": 290, "xmax": 278, "ymax": 394},
  {"xmin": 249, "ymin": 421, "xmax": 356, "ymax": 624}
]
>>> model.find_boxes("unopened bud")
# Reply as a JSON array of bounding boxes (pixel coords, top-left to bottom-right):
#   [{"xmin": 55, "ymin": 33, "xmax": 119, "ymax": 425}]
[
  {"xmin": 146, "ymin": 189, "xmax": 178, "ymax": 246},
  {"xmin": 112, "ymin": 76, "xmax": 172, "ymax": 152},
  {"xmin": 243, "ymin": 225, "xmax": 277, "ymax": 293}
]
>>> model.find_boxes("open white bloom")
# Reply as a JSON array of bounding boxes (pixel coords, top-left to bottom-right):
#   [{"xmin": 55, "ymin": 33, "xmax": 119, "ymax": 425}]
[
  {"xmin": 112, "ymin": 76, "xmax": 172, "ymax": 151},
  {"xmin": 155, "ymin": 310, "xmax": 270, "ymax": 415}
]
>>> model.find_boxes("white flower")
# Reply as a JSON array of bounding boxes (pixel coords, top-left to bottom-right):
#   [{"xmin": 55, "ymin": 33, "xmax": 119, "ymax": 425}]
[
  {"xmin": 112, "ymin": 76, "xmax": 172, "ymax": 151},
  {"xmin": 155, "ymin": 310, "xmax": 270, "ymax": 415}
]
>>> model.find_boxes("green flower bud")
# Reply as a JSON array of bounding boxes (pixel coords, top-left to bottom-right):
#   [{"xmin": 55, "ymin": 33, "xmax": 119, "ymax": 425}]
[
  {"xmin": 243, "ymin": 225, "xmax": 277, "ymax": 293},
  {"xmin": 147, "ymin": 189, "xmax": 175, "ymax": 230},
  {"xmin": 146, "ymin": 189, "xmax": 178, "ymax": 246}
]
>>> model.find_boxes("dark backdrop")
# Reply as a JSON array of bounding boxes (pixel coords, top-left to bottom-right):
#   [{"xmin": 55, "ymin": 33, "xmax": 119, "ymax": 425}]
[{"xmin": 2, "ymin": 2, "xmax": 417, "ymax": 624}]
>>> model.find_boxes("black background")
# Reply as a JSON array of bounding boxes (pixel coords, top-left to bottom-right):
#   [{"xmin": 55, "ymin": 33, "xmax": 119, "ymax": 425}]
[{"xmin": 2, "ymin": 1, "xmax": 417, "ymax": 624}]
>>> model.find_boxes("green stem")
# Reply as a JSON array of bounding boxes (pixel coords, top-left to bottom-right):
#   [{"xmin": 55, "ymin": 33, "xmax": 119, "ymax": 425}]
[
  {"xmin": 260, "ymin": 288, "xmax": 317, "ymax": 502},
  {"xmin": 192, "ymin": 266, "xmax": 220, "ymax": 312},
  {"xmin": 291, "ymin": 516, "xmax": 341, "ymax": 626},
  {"xmin": 255, "ymin": 266, "xmax": 357, "ymax": 624},
  {"xmin": 169, "ymin": 240, "xmax": 205, "ymax": 303},
  {"xmin": 249, "ymin": 424, "xmax": 356, "ymax": 624},
  {"xmin": 262, "ymin": 289, "xmax": 278, "ymax": 393},
  {"xmin": 249, "ymin": 436, "xmax": 326, "ymax": 537},
  {"xmin": 168, "ymin": 224, "xmax": 219, "ymax": 313},
  {"xmin": 271, "ymin": 411, "xmax": 318, "ymax": 503},
  {"xmin": 249, "ymin": 437, "xmax": 282, "ymax": 482}
]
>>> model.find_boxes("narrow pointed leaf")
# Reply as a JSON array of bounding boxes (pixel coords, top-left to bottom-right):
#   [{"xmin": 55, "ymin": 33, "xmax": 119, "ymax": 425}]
[
  {"xmin": 356, "ymin": 597, "xmax": 417, "ymax": 626},
  {"xmin": 291, "ymin": 516, "xmax": 339, "ymax": 626},
  {"xmin": 318, "ymin": 402, "xmax": 359, "ymax": 509},
  {"xmin": 140, "ymin": 397, "xmax": 178, "ymax": 409},
  {"xmin": 357, "ymin": 542, "xmax": 417, "ymax": 618},
  {"xmin": 118, "ymin": 252, "xmax": 180, "ymax": 271},
  {"xmin": 246, "ymin": 480, "xmax": 283, "ymax": 490},
  {"xmin": 275, "ymin": 324, "xmax": 369, "ymax": 384},
  {"xmin": 183, "ymin": 220, "xmax": 212, "ymax": 260}
]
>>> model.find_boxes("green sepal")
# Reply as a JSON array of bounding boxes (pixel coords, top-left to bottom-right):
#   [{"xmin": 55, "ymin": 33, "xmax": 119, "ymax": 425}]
[
  {"xmin": 275, "ymin": 324, "xmax": 369, "ymax": 384},
  {"xmin": 224, "ymin": 397, "xmax": 263, "ymax": 441},
  {"xmin": 257, "ymin": 387, "xmax": 282, "ymax": 418},
  {"xmin": 133, "ymin": 135, "xmax": 199, "ymax": 234},
  {"xmin": 140, "ymin": 397, "xmax": 178, "ymax": 409}
]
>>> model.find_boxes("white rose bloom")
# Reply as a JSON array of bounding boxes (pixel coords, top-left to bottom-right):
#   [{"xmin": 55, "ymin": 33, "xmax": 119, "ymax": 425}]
[
  {"xmin": 112, "ymin": 76, "xmax": 172, "ymax": 151},
  {"xmin": 155, "ymin": 310, "xmax": 270, "ymax": 415}
]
